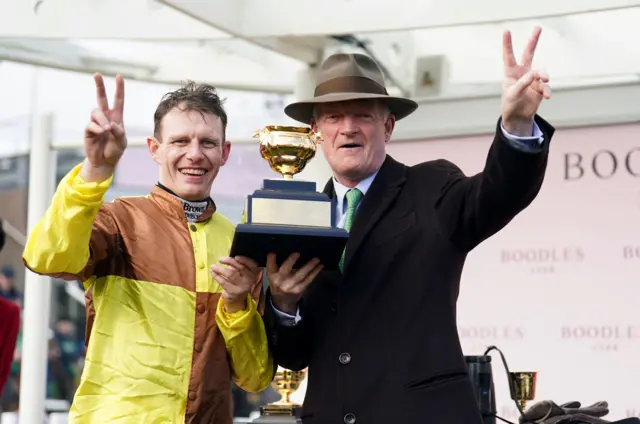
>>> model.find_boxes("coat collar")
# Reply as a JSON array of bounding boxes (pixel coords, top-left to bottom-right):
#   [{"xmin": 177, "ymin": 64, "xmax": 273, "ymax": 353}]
[
  {"xmin": 150, "ymin": 185, "xmax": 216, "ymax": 223},
  {"xmin": 323, "ymin": 154, "xmax": 406, "ymax": 274}
]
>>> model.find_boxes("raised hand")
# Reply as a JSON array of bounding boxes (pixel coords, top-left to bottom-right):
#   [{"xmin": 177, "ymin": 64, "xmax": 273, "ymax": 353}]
[
  {"xmin": 501, "ymin": 26, "xmax": 552, "ymax": 136},
  {"xmin": 81, "ymin": 73, "xmax": 127, "ymax": 182}
]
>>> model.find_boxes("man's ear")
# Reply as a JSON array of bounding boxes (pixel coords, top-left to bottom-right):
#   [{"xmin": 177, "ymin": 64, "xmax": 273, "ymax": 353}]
[
  {"xmin": 220, "ymin": 141, "xmax": 231, "ymax": 166},
  {"xmin": 147, "ymin": 137, "xmax": 160, "ymax": 163},
  {"xmin": 310, "ymin": 120, "xmax": 322, "ymax": 144},
  {"xmin": 384, "ymin": 115, "xmax": 396, "ymax": 143}
]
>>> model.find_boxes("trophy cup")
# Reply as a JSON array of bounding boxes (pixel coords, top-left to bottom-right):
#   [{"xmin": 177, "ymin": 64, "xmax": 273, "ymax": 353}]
[
  {"xmin": 229, "ymin": 125, "xmax": 349, "ymax": 270},
  {"xmin": 253, "ymin": 366, "xmax": 306, "ymax": 423},
  {"xmin": 510, "ymin": 371, "xmax": 537, "ymax": 410}
]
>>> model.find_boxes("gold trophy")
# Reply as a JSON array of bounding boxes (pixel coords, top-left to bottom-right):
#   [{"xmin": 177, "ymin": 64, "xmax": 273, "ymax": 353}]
[
  {"xmin": 260, "ymin": 367, "xmax": 306, "ymax": 417},
  {"xmin": 255, "ymin": 126, "xmax": 319, "ymax": 180},
  {"xmin": 229, "ymin": 125, "xmax": 349, "ymax": 270},
  {"xmin": 510, "ymin": 371, "xmax": 537, "ymax": 410}
]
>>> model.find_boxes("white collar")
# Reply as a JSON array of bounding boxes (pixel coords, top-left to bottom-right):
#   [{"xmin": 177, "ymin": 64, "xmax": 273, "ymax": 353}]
[{"xmin": 333, "ymin": 170, "xmax": 379, "ymax": 213}]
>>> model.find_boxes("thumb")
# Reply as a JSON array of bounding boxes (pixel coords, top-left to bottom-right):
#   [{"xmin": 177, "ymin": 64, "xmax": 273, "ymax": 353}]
[
  {"xmin": 110, "ymin": 122, "xmax": 126, "ymax": 139},
  {"xmin": 509, "ymin": 70, "xmax": 538, "ymax": 97}
]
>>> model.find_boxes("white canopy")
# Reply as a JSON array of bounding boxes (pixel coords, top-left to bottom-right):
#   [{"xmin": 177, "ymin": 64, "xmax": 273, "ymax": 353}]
[{"xmin": 1, "ymin": 0, "xmax": 639, "ymax": 95}]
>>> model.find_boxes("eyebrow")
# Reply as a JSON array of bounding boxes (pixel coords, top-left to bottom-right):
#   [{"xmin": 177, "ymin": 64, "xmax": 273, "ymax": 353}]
[{"xmin": 166, "ymin": 134, "xmax": 222, "ymax": 142}]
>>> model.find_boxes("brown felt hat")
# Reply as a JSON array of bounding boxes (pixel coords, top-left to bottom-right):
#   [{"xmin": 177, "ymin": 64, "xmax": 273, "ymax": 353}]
[{"xmin": 284, "ymin": 53, "xmax": 419, "ymax": 124}]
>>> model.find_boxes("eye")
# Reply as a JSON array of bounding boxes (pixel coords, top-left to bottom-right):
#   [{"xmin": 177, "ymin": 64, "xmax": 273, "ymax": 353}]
[
  {"xmin": 202, "ymin": 140, "xmax": 220, "ymax": 148},
  {"xmin": 172, "ymin": 140, "xmax": 188, "ymax": 145}
]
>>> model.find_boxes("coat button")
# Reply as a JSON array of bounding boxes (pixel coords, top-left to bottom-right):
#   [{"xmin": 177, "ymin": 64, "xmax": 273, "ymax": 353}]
[
  {"xmin": 197, "ymin": 304, "xmax": 205, "ymax": 314},
  {"xmin": 194, "ymin": 343, "xmax": 202, "ymax": 352},
  {"xmin": 190, "ymin": 224, "xmax": 197, "ymax": 232},
  {"xmin": 344, "ymin": 413, "xmax": 356, "ymax": 424},
  {"xmin": 188, "ymin": 391, "xmax": 197, "ymax": 401},
  {"xmin": 339, "ymin": 352, "xmax": 351, "ymax": 364}
]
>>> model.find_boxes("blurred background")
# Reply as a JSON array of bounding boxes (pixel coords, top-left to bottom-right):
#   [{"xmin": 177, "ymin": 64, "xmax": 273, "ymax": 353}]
[{"xmin": 1, "ymin": 0, "xmax": 640, "ymax": 422}]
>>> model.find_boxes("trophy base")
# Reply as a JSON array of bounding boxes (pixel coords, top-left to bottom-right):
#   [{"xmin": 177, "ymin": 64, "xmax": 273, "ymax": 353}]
[
  {"xmin": 260, "ymin": 403, "xmax": 302, "ymax": 417},
  {"xmin": 252, "ymin": 415, "xmax": 301, "ymax": 424},
  {"xmin": 229, "ymin": 223, "xmax": 348, "ymax": 271}
]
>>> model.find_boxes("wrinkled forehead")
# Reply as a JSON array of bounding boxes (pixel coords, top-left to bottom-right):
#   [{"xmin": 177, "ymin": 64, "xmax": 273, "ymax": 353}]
[{"xmin": 314, "ymin": 99, "xmax": 387, "ymax": 116}]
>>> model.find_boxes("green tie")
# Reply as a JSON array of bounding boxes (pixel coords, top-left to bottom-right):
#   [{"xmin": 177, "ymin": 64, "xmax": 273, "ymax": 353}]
[{"xmin": 339, "ymin": 188, "xmax": 363, "ymax": 271}]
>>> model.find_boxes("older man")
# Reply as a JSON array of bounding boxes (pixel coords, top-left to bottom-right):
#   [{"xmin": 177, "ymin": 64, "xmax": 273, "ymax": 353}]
[
  {"xmin": 264, "ymin": 27, "xmax": 553, "ymax": 423},
  {"xmin": 23, "ymin": 75, "xmax": 274, "ymax": 423}
]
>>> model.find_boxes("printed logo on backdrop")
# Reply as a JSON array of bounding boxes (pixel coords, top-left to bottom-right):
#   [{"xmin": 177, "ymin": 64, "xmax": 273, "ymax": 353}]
[
  {"xmin": 560, "ymin": 325, "xmax": 640, "ymax": 352},
  {"xmin": 458, "ymin": 326, "xmax": 525, "ymax": 354},
  {"xmin": 500, "ymin": 247, "xmax": 584, "ymax": 274},
  {"xmin": 623, "ymin": 246, "xmax": 640, "ymax": 260},
  {"xmin": 563, "ymin": 147, "xmax": 640, "ymax": 181}
]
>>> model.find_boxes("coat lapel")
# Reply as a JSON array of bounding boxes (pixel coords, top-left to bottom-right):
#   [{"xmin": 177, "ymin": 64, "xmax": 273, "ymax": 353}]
[{"xmin": 323, "ymin": 155, "xmax": 406, "ymax": 274}]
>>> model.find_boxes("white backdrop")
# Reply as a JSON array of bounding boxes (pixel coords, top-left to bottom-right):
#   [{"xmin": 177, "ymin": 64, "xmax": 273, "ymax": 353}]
[{"xmin": 387, "ymin": 123, "xmax": 640, "ymax": 421}]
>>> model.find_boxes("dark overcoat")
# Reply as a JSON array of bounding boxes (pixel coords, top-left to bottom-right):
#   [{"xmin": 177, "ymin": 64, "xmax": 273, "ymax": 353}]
[{"xmin": 265, "ymin": 117, "xmax": 555, "ymax": 424}]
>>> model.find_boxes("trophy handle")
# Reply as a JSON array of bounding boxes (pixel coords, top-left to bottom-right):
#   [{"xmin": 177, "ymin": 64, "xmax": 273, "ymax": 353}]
[
  {"xmin": 310, "ymin": 131, "xmax": 323, "ymax": 144},
  {"xmin": 252, "ymin": 129, "xmax": 264, "ymax": 141}
]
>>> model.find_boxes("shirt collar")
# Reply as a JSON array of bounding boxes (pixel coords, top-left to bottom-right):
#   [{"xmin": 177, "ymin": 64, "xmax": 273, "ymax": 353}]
[
  {"xmin": 151, "ymin": 184, "xmax": 216, "ymax": 223},
  {"xmin": 333, "ymin": 170, "xmax": 379, "ymax": 213}
]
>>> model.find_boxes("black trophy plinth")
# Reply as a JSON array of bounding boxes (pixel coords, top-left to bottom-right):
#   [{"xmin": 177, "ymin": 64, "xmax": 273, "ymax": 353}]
[
  {"xmin": 230, "ymin": 179, "xmax": 348, "ymax": 271},
  {"xmin": 251, "ymin": 413, "xmax": 301, "ymax": 424}
]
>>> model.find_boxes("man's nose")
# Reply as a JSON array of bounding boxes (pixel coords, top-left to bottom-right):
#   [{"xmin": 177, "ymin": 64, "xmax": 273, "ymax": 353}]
[
  {"xmin": 339, "ymin": 116, "xmax": 359, "ymax": 136},
  {"xmin": 186, "ymin": 141, "xmax": 205, "ymax": 160}
]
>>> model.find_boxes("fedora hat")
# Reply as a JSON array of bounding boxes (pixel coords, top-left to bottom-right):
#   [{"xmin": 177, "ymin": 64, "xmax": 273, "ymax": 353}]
[{"xmin": 284, "ymin": 53, "xmax": 419, "ymax": 124}]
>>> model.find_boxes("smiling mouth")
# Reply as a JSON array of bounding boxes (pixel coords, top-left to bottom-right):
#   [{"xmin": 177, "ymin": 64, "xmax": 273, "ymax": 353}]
[{"xmin": 180, "ymin": 168, "xmax": 207, "ymax": 176}]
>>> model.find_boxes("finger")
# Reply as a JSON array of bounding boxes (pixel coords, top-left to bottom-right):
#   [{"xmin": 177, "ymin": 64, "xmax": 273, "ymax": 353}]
[
  {"xmin": 300, "ymin": 263, "xmax": 323, "ymax": 287},
  {"xmin": 91, "ymin": 108, "xmax": 110, "ymax": 129},
  {"xmin": 210, "ymin": 269, "xmax": 230, "ymax": 287},
  {"xmin": 294, "ymin": 258, "xmax": 321, "ymax": 281},
  {"xmin": 84, "ymin": 122, "xmax": 105, "ymax": 137},
  {"xmin": 502, "ymin": 30, "xmax": 517, "ymax": 69},
  {"xmin": 219, "ymin": 256, "xmax": 245, "ymax": 271},
  {"xmin": 94, "ymin": 73, "xmax": 109, "ymax": 112},
  {"xmin": 537, "ymin": 69, "xmax": 550, "ymax": 83},
  {"xmin": 211, "ymin": 264, "xmax": 236, "ymax": 282},
  {"xmin": 112, "ymin": 74, "xmax": 125, "ymax": 122},
  {"xmin": 509, "ymin": 70, "xmax": 539, "ymax": 96},
  {"xmin": 290, "ymin": 263, "xmax": 323, "ymax": 296},
  {"xmin": 110, "ymin": 122, "xmax": 126, "ymax": 139},
  {"xmin": 521, "ymin": 26, "xmax": 542, "ymax": 68},
  {"xmin": 234, "ymin": 256, "xmax": 259, "ymax": 272},
  {"xmin": 529, "ymin": 81, "xmax": 551, "ymax": 100},
  {"xmin": 266, "ymin": 253, "xmax": 278, "ymax": 276},
  {"xmin": 279, "ymin": 253, "xmax": 300, "ymax": 276}
]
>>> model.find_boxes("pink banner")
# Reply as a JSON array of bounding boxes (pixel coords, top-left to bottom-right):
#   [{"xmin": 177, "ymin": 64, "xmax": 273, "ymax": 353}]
[{"xmin": 387, "ymin": 123, "xmax": 640, "ymax": 421}]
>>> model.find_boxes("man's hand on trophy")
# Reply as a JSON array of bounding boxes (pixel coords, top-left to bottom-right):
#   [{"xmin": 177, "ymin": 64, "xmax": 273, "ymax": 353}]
[
  {"xmin": 500, "ymin": 26, "xmax": 551, "ymax": 137},
  {"xmin": 81, "ymin": 73, "xmax": 128, "ymax": 183},
  {"xmin": 266, "ymin": 253, "xmax": 323, "ymax": 316},
  {"xmin": 211, "ymin": 256, "xmax": 261, "ymax": 313}
]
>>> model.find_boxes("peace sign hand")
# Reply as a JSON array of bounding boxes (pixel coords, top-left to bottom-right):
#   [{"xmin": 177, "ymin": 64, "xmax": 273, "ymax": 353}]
[
  {"xmin": 81, "ymin": 73, "xmax": 127, "ymax": 182},
  {"xmin": 501, "ymin": 27, "xmax": 552, "ymax": 136}
]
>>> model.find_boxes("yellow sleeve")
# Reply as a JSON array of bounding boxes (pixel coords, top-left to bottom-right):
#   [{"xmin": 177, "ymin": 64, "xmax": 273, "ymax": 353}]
[
  {"xmin": 216, "ymin": 287, "xmax": 275, "ymax": 392},
  {"xmin": 214, "ymin": 207, "xmax": 274, "ymax": 392},
  {"xmin": 22, "ymin": 163, "xmax": 118, "ymax": 283}
]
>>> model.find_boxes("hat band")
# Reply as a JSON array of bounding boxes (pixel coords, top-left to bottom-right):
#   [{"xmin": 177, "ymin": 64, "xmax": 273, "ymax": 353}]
[{"xmin": 314, "ymin": 76, "xmax": 388, "ymax": 97}]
